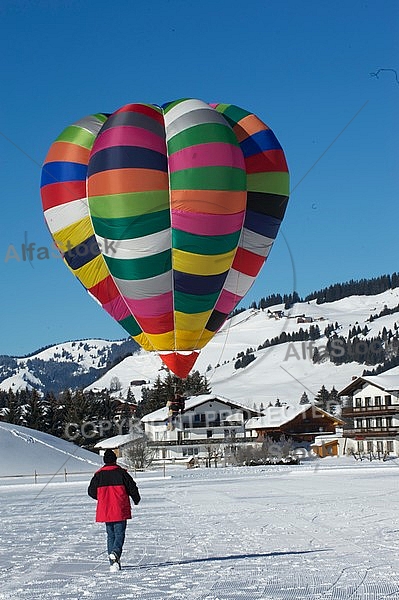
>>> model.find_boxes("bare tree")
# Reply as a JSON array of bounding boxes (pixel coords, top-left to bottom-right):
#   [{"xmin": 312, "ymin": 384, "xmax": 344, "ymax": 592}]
[{"xmin": 124, "ymin": 436, "xmax": 156, "ymax": 470}]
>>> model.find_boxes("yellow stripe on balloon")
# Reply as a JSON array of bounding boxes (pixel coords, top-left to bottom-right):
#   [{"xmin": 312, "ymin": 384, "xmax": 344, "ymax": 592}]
[
  {"xmin": 175, "ymin": 329, "xmax": 215, "ymax": 350},
  {"xmin": 53, "ymin": 216, "xmax": 94, "ymax": 252},
  {"xmin": 66, "ymin": 254, "xmax": 109, "ymax": 288},
  {"xmin": 133, "ymin": 332, "xmax": 154, "ymax": 352},
  {"xmin": 193, "ymin": 329, "xmax": 215, "ymax": 348},
  {"xmin": 173, "ymin": 248, "xmax": 236, "ymax": 276},
  {"xmin": 143, "ymin": 331, "xmax": 175, "ymax": 351},
  {"xmin": 174, "ymin": 310, "xmax": 212, "ymax": 332}
]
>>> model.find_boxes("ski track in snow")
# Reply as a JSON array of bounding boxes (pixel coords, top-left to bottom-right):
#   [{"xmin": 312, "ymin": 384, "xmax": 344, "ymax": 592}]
[{"xmin": 0, "ymin": 463, "xmax": 399, "ymax": 599}]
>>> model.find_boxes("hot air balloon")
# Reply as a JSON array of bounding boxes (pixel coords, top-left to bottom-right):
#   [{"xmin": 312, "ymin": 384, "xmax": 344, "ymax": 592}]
[{"xmin": 40, "ymin": 99, "xmax": 289, "ymax": 379}]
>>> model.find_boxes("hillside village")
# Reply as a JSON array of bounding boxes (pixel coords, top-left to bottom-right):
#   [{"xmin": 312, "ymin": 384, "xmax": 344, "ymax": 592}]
[{"xmin": 0, "ymin": 275, "xmax": 398, "ymax": 470}]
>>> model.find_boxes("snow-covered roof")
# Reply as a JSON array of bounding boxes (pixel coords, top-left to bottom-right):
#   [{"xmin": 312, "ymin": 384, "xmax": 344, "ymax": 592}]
[
  {"xmin": 246, "ymin": 404, "xmax": 343, "ymax": 430},
  {"xmin": 94, "ymin": 431, "xmax": 143, "ymax": 449},
  {"xmin": 224, "ymin": 412, "xmax": 244, "ymax": 423},
  {"xmin": 141, "ymin": 394, "xmax": 260, "ymax": 423},
  {"xmin": 339, "ymin": 374, "xmax": 399, "ymax": 396}
]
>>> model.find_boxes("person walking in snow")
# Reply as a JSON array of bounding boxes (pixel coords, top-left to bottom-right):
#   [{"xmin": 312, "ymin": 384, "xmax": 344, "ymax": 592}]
[{"xmin": 88, "ymin": 449, "xmax": 141, "ymax": 571}]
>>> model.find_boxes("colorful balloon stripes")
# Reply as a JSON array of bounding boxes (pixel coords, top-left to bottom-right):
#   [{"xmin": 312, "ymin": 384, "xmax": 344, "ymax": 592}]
[{"xmin": 41, "ymin": 99, "xmax": 289, "ymax": 379}]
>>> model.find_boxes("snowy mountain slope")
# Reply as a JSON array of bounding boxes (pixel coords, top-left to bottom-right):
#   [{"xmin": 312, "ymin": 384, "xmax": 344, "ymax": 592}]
[
  {"xmin": 1, "ymin": 288, "xmax": 398, "ymax": 404},
  {"xmin": 86, "ymin": 288, "xmax": 399, "ymax": 407},
  {"xmin": 0, "ymin": 338, "xmax": 139, "ymax": 394},
  {"xmin": 0, "ymin": 368, "xmax": 44, "ymax": 393},
  {"xmin": 0, "ymin": 422, "xmax": 101, "ymax": 477}
]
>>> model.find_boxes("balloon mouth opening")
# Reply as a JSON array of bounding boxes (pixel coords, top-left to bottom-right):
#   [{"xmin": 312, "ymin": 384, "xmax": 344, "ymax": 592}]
[{"xmin": 159, "ymin": 351, "xmax": 200, "ymax": 379}]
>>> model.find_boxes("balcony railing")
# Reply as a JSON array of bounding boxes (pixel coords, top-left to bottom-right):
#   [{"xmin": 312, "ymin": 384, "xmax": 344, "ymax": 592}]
[
  {"xmin": 181, "ymin": 421, "xmax": 242, "ymax": 429},
  {"xmin": 344, "ymin": 426, "xmax": 399, "ymax": 437},
  {"xmin": 342, "ymin": 406, "xmax": 399, "ymax": 417}
]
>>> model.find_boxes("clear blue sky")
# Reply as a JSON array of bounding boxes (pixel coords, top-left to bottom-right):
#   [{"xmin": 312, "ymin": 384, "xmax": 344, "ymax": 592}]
[{"xmin": 0, "ymin": 0, "xmax": 397, "ymax": 356}]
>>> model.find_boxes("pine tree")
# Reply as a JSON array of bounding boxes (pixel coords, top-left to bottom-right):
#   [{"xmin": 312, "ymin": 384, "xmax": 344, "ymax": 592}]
[
  {"xmin": 62, "ymin": 389, "xmax": 97, "ymax": 444},
  {"xmin": 42, "ymin": 392, "xmax": 64, "ymax": 437},
  {"xmin": 4, "ymin": 390, "xmax": 21, "ymax": 424},
  {"xmin": 299, "ymin": 392, "xmax": 310, "ymax": 404},
  {"xmin": 314, "ymin": 386, "xmax": 330, "ymax": 410},
  {"xmin": 312, "ymin": 347, "xmax": 321, "ymax": 364},
  {"xmin": 23, "ymin": 389, "xmax": 45, "ymax": 431},
  {"xmin": 328, "ymin": 387, "xmax": 341, "ymax": 415}
]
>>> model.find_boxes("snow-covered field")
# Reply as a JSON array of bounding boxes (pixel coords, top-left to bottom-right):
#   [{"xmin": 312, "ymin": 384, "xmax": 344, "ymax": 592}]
[{"xmin": 1, "ymin": 458, "xmax": 399, "ymax": 599}]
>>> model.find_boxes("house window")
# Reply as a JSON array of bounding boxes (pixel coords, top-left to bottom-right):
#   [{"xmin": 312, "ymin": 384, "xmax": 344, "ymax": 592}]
[
  {"xmin": 375, "ymin": 396, "xmax": 381, "ymax": 406},
  {"xmin": 386, "ymin": 418, "xmax": 392, "ymax": 428},
  {"xmin": 357, "ymin": 441, "xmax": 364, "ymax": 452},
  {"xmin": 183, "ymin": 447, "xmax": 197, "ymax": 457},
  {"xmin": 387, "ymin": 441, "xmax": 394, "ymax": 453},
  {"xmin": 207, "ymin": 430, "xmax": 213, "ymax": 438},
  {"xmin": 183, "ymin": 430, "xmax": 190, "ymax": 439},
  {"xmin": 365, "ymin": 397, "xmax": 372, "ymax": 406},
  {"xmin": 377, "ymin": 441, "xmax": 383, "ymax": 452},
  {"xmin": 385, "ymin": 395, "xmax": 392, "ymax": 405},
  {"xmin": 367, "ymin": 441, "xmax": 373, "ymax": 453},
  {"xmin": 376, "ymin": 418, "xmax": 382, "ymax": 428},
  {"xmin": 355, "ymin": 397, "xmax": 362, "ymax": 407}
]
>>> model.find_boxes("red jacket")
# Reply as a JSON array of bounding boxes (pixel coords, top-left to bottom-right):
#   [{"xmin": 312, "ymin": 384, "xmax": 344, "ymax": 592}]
[{"xmin": 88, "ymin": 465, "xmax": 141, "ymax": 523}]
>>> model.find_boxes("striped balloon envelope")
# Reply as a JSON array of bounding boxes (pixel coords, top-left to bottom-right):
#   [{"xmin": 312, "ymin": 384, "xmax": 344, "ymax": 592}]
[{"xmin": 40, "ymin": 99, "xmax": 289, "ymax": 379}]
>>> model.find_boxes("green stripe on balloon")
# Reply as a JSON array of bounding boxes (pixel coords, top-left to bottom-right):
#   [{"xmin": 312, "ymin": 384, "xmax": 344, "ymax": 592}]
[
  {"xmin": 170, "ymin": 167, "xmax": 246, "ymax": 191},
  {"xmin": 104, "ymin": 249, "xmax": 171, "ymax": 280},
  {"xmin": 118, "ymin": 315, "xmax": 143, "ymax": 337},
  {"xmin": 173, "ymin": 229, "xmax": 241, "ymax": 255},
  {"xmin": 55, "ymin": 126, "xmax": 98, "ymax": 149},
  {"xmin": 174, "ymin": 290, "xmax": 220, "ymax": 314},
  {"xmin": 89, "ymin": 190, "xmax": 170, "ymax": 219},
  {"xmin": 215, "ymin": 104, "xmax": 251, "ymax": 126},
  {"xmin": 93, "ymin": 113, "xmax": 108, "ymax": 123},
  {"xmin": 91, "ymin": 210, "xmax": 170, "ymax": 240},
  {"xmin": 167, "ymin": 123, "xmax": 238, "ymax": 154},
  {"xmin": 247, "ymin": 172, "xmax": 289, "ymax": 195}
]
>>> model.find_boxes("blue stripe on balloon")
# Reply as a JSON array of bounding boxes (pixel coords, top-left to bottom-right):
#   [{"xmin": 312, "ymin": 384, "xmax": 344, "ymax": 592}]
[
  {"xmin": 63, "ymin": 235, "xmax": 100, "ymax": 270},
  {"xmin": 206, "ymin": 309, "xmax": 227, "ymax": 332},
  {"xmin": 40, "ymin": 162, "xmax": 87, "ymax": 187},
  {"xmin": 88, "ymin": 146, "xmax": 168, "ymax": 176},
  {"xmin": 240, "ymin": 130, "xmax": 281, "ymax": 158},
  {"xmin": 244, "ymin": 210, "xmax": 281, "ymax": 239},
  {"xmin": 174, "ymin": 271, "xmax": 228, "ymax": 295}
]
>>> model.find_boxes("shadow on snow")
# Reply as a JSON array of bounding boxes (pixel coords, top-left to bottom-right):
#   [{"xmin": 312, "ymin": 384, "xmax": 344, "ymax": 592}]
[{"xmin": 124, "ymin": 548, "xmax": 332, "ymax": 570}]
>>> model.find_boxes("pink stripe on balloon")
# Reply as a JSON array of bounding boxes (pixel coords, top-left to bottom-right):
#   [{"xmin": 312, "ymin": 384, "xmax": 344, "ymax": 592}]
[
  {"xmin": 103, "ymin": 296, "xmax": 131, "ymax": 321},
  {"xmin": 124, "ymin": 291, "xmax": 173, "ymax": 318},
  {"xmin": 168, "ymin": 143, "xmax": 244, "ymax": 173},
  {"xmin": 172, "ymin": 210, "xmax": 245, "ymax": 236},
  {"xmin": 215, "ymin": 289, "xmax": 243, "ymax": 315},
  {"xmin": 92, "ymin": 126, "xmax": 167, "ymax": 155}
]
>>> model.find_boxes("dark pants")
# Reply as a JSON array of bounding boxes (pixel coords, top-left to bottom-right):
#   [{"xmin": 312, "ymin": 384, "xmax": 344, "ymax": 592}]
[{"xmin": 105, "ymin": 520, "xmax": 127, "ymax": 562}]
